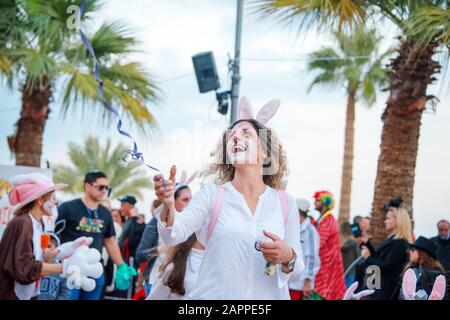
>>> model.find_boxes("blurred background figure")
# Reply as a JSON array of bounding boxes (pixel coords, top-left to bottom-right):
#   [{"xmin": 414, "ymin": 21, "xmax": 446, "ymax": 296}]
[
  {"xmin": 103, "ymin": 208, "xmax": 124, "ymax": 296},
  {"xmin": 117, "ymin": 195, "xmax": 145, "ymax": 298},
  {"xmin": 360, "ymin": 206, "xmax": 412, "ymax": 300},
  {"xmin": 430, "ymin": 219, "xmax": 449, "ymax": 271},
  {"xmin": 289, "ymin": 198, "xmax": 320, "ymax": 300},
  {"xmin": 313, "ymin": 191, "xmax": 346, "ymax": 300},
  {"xmin": 400, "ymin": 236, "xmax": 447, "ymax": 300},
  {"xmin": 430, "ymin": 219, "xmax": 450, "ymax": 295},
  {"xmin": 340, "ymin": 222, "xmax": 360, "ymax": 288},
  {"xmin": 119, "ymin": 195, "xmax": 137, "ymax": 223},
  {"xmin": 136, "ymin": 199, "xmax": 162, "ymax": 297}
]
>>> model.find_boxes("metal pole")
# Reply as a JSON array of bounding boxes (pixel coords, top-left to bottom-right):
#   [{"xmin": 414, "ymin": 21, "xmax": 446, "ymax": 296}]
[{"xmin": 229, "ymin": 0, "xmax": 243, "ymax": 125}]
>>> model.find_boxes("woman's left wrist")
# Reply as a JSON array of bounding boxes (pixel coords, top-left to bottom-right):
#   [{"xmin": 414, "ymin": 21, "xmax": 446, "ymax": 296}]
[
  {"xmin": 282, "ymin": 247, "xmax": 294, "ymax": 265},
  {"xmin": 281, "ymin": 248, "xmax": 296, "ymax": 274}
]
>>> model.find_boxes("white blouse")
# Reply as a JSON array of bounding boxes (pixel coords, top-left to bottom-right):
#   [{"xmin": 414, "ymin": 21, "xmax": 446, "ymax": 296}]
[
  {"xmin": 147, "ymin": 247, "xmax": 204, "ymax": 300},
  {"xmin": 156, "ymin": 182, "xmax": 304, "ymax": 300}
]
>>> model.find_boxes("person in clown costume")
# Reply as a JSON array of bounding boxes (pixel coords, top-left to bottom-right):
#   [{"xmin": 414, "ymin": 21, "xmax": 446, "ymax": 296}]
[{"xmin": 312, "ymin": 191, "xmax": 346, "ymax": 300}]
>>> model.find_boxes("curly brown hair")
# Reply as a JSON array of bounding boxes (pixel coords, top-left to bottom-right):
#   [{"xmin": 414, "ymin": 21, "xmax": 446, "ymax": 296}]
[{"xmin": 201, "ymin": 119, "xmax": 289, "ymax": 190}]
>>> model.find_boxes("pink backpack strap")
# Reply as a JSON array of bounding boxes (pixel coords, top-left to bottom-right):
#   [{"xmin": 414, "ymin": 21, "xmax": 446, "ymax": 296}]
[
  {"xmin": 207, "ymin": 185, "xmax": 225, "ymax": 242},
  {"xmin": 278, "ymin": 190, "xmax": 289, "ymax": 224}
]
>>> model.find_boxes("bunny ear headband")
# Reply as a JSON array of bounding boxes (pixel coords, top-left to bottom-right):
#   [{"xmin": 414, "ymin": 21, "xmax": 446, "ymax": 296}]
[
  {"xmin": 343, "ymin": 281, "xmax": 375, "ymax": 300},
  {"xmin": 402, "ymin": 268, "xmax": 447, "ymax": 300},
  {"xmin": 237, "ymin": 97, "xmax": 281, "ymax": 125},
  {"xmin": 175, "ymin": 170, "xmax": 198, "ymax": 192}
]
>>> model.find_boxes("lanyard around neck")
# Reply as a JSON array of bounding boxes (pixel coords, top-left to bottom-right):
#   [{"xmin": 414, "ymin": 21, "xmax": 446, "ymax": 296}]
[
  {"xmin": 317, "ymin": 210, "xmax": 332, "ymax": 225},
  {"xmin": 85, "ymin": 207, "xmax": 99, "ymax": 220}
]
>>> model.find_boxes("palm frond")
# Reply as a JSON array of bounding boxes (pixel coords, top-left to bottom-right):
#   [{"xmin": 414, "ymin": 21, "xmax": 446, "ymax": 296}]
[
  {"xmin": 0, "ymin": 50, "xmax": 14, "ymax": 87},
  {"xmin": 65, "ymin": 20, "xmax": 138, "ymax": 65},
  {"xmin": 405, "ymin": 6, "xmax": 450, "ymax": 47},
  {"xmin": 307, "ymin": 26, "xmax": 392, "ymax": 105},
  {"xmin": 60, "ymin": 64, "xmax": 157, "ymax": 131},
  {"xmin": 9, "ymin": 47, "xmax": 57, "ymax": 88},
  {"xmin": 251, "ymin": 0, "xmax": 367, "ymax": 33}
]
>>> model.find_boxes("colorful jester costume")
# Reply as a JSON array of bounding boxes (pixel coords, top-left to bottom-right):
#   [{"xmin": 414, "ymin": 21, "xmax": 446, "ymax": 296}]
[{"xmin": 313, "ymin": 191, "xmax": 346, "ymax": 300}]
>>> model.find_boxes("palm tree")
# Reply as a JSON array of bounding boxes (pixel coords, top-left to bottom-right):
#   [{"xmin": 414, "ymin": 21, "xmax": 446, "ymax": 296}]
[
  {"xmin": 254, "ymin": 0, "xmax": 449, "ymax": 245},
  {"xmin": 307, "ymin": 27, "xmax": 391, "ymax": 224},
  {"xmin": 0, "ymin": 0, "xmax": 159, "ymax": 167},
  {"xmin": 53, "ymin": 136, "xmax": 152, "ymax": 200}
]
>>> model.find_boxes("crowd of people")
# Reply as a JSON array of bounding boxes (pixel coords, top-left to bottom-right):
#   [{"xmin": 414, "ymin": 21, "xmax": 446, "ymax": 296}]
[{"xmin": 0, "ymin": 97, "xmax": 448, "ymax": 300}]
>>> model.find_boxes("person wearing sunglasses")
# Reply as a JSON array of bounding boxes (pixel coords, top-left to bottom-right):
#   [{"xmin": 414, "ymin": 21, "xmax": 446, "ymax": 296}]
[{"xmin": 56, "ymin": 171, "xmax": 135, "ymax": 300}]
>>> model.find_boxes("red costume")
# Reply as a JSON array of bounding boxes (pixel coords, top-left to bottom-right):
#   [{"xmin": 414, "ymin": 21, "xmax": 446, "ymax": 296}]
[{"xmin": 314, "ymin": 212, "xmax": 346, "ymax": 300}]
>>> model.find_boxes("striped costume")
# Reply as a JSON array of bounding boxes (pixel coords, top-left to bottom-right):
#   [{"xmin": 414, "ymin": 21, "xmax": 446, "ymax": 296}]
[{"xmin": 314, "ymin": 213, "xmax": 346, "ymax": 300}]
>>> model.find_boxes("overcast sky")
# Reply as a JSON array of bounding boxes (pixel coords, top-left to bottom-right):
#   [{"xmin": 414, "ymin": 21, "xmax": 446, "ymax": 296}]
[{"xmin": 1, "ymin": 0, "xmax": 449, "ymax": 237}]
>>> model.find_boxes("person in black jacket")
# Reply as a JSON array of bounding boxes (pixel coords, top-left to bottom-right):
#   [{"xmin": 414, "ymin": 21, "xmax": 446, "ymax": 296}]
[
  {"xmin": 360, "ymin": 207, "xmax": 412, "ymax": 300},
  {"xmin": 399, "ymin": 236, "xmax": 447, "ymax": 300},
  {"xmin": 430, "ymin": 220, "xmax": 450, "ymax": 273}
]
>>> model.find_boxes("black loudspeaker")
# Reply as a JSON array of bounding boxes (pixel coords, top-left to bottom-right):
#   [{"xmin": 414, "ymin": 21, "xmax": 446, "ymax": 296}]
[{"xmin": 192, "ymin": 51, "xmax": 221, "ymax": 93}]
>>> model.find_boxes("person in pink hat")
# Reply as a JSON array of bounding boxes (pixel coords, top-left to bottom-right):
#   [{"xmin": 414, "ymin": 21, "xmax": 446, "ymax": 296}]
[{"xmin": 0, "ymin": 173, "xmax": 102, "ymax": 300}]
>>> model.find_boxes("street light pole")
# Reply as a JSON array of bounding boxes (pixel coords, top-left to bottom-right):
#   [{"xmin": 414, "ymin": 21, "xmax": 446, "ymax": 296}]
[{"xmin": 229, "ymin": 0, "xmax": 243, "ymax": 125}]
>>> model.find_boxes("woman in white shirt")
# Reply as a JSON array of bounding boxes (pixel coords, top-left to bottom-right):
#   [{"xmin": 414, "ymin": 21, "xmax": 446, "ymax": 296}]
[{"xmin": 153, "ymin": 97, "xmax": 304, "ymax": 300}]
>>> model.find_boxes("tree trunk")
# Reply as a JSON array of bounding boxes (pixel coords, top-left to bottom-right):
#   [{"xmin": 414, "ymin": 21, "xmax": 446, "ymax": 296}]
[
  {"xmin": 338, "ymin": 87, "xmax": 356, "ymax": 225},
  {"xmin": 370, "ymin": 39, "xmax": 440, "ymax": 247},
  {"xmin": 13, "ymin": 77, "xmax": 52, "ymax": 167}
]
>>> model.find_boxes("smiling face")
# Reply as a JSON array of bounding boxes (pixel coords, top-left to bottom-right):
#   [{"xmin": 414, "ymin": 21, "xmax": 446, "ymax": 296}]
[{"xmin": 226, "ymin": 120, "xmax": 265, "ymax": 168}]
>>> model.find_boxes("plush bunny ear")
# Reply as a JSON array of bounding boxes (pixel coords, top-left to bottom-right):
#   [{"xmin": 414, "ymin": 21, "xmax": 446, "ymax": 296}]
[
  {"xmin": 354, "ymin": 289, "xmax": 375, "ymax": 300},
  {"xmin": 281, "ymin": 179, "xmax": 288, "ymax": 191},
  {"xmin": 255, "ymin": 99, "xmax": 280, "ymax": 125},
  {"xmin": 186, "ymin": 171, "xmax": 198, "ymax": 185},
  {"xmin": 179, "ymin": 170, "xmax": 187, "ymax": 185},
  {"xmin": 428, "ymin": 275, "xmax": 446, "ymax": 300},
  {"xmin": 402, "ymin": 268, "xmax": 417, "ymax": 300},
  {"xmin": 238, "ymin": 96, "xmax": 254, "ymax": 120},
  {"xmin": 343, "ymin": 282, "xmax": 359, "ymax": 300}
]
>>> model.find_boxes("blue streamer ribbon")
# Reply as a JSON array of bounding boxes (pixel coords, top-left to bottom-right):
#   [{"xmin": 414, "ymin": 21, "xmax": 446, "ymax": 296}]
[{"xmin": 77, "ymin": 1, "xmax": 166, "ymax": 188}]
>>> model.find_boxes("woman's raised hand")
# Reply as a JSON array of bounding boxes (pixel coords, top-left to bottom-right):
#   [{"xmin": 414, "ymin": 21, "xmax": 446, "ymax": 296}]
[{"xmin": 153, "ymin": 165, "xmax": 177, "ymax": 205}]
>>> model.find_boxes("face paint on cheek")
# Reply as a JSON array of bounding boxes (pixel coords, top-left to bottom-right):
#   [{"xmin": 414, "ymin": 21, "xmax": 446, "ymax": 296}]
[{"xmin": 43, "ymin": 198, "xmax": 57, "ymax": 216}]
